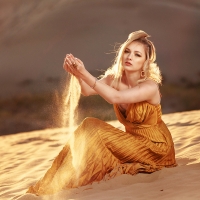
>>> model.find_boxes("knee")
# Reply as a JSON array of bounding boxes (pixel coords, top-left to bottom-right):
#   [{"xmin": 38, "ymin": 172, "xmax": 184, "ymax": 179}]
[
  {"xmin": 81, "ymin": 117, "xmax": 100, "ymax": 125},
  {"xmin": 80, "ymin": 117, "xmax": 104, "ymax": 130}
]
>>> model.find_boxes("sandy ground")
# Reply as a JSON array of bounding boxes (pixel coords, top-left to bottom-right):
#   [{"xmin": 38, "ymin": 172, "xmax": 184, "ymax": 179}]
[{"xmin": 0, "ymin": 110, "xmax": 200, "ymax": 200}]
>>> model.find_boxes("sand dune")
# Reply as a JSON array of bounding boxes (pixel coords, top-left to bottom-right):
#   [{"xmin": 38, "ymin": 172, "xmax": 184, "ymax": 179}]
[{"xmin": 0, "ymin": 110, "xmax": 200, "ymax": 200}]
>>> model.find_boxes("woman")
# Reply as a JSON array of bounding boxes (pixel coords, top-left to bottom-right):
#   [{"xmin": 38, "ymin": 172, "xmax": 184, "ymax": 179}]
[{"xmin": 27, "ymin": 30, "xmax": 176, "ymax": 195}]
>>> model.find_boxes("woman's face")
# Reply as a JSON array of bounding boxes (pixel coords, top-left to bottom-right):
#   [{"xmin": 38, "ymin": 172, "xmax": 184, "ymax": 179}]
[{"xmin": 122, "ymin": 41, "xmax": 146, "ymax": 73}]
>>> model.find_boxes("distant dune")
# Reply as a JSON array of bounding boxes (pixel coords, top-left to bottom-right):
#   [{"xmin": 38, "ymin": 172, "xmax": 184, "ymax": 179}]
[
  {"xmin": 0, "ymin": 0, "xmax": 200, "ymax": 97},
  {"xmin": 0, "ymin": 109, "xmax": 200, "ymax": 200}
]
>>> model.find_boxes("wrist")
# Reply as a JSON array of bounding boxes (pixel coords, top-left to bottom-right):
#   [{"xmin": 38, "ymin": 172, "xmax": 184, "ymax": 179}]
[
  {"xmin": 78, "ymin": 78, "xmax": 83, "ymax": 84},
  {"xmin": 90, "ymin": 78, "xmax": 97, "ymax": 89}
]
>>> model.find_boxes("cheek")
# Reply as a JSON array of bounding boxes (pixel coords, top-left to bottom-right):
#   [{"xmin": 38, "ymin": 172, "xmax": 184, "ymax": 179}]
[
  {"xmin": 122, "ymin": 54, "xmax": 126, "ymax": 62},
  {"xmin": 137, "ymin": 57, "xmax": 146, "ymax": 65}
]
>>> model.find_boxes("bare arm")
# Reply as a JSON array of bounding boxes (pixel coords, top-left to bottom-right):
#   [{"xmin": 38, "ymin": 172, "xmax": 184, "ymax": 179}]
[
  {"xmin": 78, "ymin": 76, "xmax": 112, "ymax": 96},
  {"xmin": 63, "ymin": 54, "xmax": 158, "ymax": 104},
  {"xmin": 79, "ymin": 69, "xmax": 157, "ymax": 104},
  {"xmin": 63, "ymin": 54, "xmax": 113, "ymax": 96}
]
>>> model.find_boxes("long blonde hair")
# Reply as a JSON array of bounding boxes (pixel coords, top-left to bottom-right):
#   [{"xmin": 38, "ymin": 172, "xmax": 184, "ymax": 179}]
[{"xmin": 102, "ymin": 30, "xmax": 162, "ymax": 89}]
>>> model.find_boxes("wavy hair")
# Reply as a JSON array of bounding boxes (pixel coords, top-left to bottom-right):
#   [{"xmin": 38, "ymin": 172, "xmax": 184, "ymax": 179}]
[{"xmin": 102, "ymin": 30, "xmax": 162, "ymax": 89}]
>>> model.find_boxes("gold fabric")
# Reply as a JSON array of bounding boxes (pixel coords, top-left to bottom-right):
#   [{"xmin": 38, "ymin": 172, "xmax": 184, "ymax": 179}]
[{"xmin": 27, "ymin": 102, "xmax": 176, "ymax": 195}]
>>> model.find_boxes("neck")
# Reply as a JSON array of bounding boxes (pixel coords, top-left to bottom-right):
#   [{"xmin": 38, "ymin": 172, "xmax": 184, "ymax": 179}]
[{"xmin": 124, "ymin": 71, "xmax": 141, "ymax": 88}]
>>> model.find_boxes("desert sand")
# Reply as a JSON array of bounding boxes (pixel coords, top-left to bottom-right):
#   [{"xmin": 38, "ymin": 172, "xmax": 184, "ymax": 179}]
[{"xmin": 0, "ymin": 110, "xmax": 200, "ymax": 200}]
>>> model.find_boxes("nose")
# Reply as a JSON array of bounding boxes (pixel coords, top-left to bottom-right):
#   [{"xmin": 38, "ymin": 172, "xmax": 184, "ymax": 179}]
[{"xmin": 127, "ymin": 53, "xmax": 132, "ymax": 60}]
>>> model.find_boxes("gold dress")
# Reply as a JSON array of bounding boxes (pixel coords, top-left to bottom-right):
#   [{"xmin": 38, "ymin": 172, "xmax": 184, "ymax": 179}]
[{"xmin": 27, "ymin": 101, "xmax": 176, "ymax": 195}]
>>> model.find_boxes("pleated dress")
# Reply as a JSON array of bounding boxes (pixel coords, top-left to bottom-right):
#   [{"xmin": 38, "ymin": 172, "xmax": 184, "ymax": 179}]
[{"xmin": 27, "ymin": 101, "xmax": 176, "ymax": 195}]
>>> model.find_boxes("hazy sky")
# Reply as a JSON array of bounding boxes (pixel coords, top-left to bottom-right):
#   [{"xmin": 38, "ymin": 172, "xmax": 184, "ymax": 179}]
[{"xmin": 0, "ymin": 0, "xmax": 200, "ymax": 95}]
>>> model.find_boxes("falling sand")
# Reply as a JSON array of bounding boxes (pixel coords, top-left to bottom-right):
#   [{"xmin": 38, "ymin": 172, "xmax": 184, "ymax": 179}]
[
  {"xmin": 61, "ymin": 75, "xmax": 86, "ymax": 182},
  {"xmin": 61, "ymin": 75, "xmax": 81, "ymax": 131}
]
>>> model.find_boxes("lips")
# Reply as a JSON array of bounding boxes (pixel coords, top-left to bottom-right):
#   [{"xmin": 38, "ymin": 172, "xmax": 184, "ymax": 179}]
[{"xmin": 125, "ymin": 61, "xmax": 132, "ymax": 66}]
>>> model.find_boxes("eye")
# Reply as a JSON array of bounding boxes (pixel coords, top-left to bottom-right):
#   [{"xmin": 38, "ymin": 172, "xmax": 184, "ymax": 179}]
[
  {"xmin": 124, "ymin": 49, "xmax": 130, "ymax": 53},
  {"xmin": 135, "ymin": 53, "xmax": 141, "ymax": 57}
]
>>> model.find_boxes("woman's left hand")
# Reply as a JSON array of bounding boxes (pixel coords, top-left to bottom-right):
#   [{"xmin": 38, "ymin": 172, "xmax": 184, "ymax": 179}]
[{"xmin": 63, "ymin": 54, "xmax": 85, "ymax": 77}]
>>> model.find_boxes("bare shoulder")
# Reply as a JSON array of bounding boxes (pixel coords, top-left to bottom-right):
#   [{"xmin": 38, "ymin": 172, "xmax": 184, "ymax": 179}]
[
  {"xmin": 139, "ymin": 80, "xmax": 160, "ymax": 104},
  {"xmin": 99, "ymin": 74, "xmax": 114, "ymax": 86},
  {"xmin": 139, "ymin": 79, "xmax": 158, "ymax": 91}
]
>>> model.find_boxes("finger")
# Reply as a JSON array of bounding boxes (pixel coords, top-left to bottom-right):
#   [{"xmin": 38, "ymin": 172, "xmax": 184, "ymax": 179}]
[
  {"xmin": 68, "ymin": 71, "xmax": 75, "ymax": 76},
  {"xmin": 70, "ymin": 53, "xmax": 75, "ymax": 59},
  {"xmin": 70, "ymin": 54, "xmax": 78, "ymax": 61},
  {"xmin": 64, "ymin": 60, "xmax": 70, "ymax": 67},
  {"xmin": 70, "ymin": 58, "xmax": 78, "ymax": 69},
  {"xmin": 65, "ymin": 54, "xmax": 78, "ymax": 70},
  {"xmin": 63, "ymin": 60, "xmax": 71, "ymax": 71},
  {"xmin": 64, "ymin": 54, "xmax": 70, "ymax": 62},
  {"xmin": 69, "ymin": 54, "xmax": 77, "ymax": 66},
  {"xmin": 64, "ymin": 55, "xmax": 70, "ymax": 64},
  {"xmin": 63, "ymin": 54, "xmax": 76, "ymax": 72},
  {"xmin": 63, "ymin": 61, "xmax": 68, "ymax": 69},
  {"xmin": 66, "ymin": 56, "xmax": 77, "ymax": 68},
  {"xmin": 75, "ymin": 57, "xmax": 83, "ymax": 65},
  {"xmin": 68, "ymin": 63, "xmax": 76, "ymax": 73},
  {"xmin": 67, "ymin": 58, "xmax": 73, "ymax": 66}
]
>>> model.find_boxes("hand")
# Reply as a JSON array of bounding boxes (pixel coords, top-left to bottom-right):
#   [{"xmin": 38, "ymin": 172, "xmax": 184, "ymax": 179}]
[{"xmin": 63, "ymin": 54, "xmax": 85, "ymax": 77}]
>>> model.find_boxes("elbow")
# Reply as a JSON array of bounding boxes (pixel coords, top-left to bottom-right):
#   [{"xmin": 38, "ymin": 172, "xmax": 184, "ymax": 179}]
[
  {"xmin": 81, "ymin": 88, "xmax": 95, "ymax": 96},
  {"xmin": 81, "ymin": 93, "xmax": 88, "ymax": 97},
  {"xmin": 106, "ymin": 99, "xmax": 113, "ymax": 104},
  {"xmin": 81, "ymin": 91, "xmax": 90, "ymax": 96},
  {"xmin": 106, "ymin": 96, "xmax": 120, "ymax": 104},
  {"xmin": 81, "ymin": 89, "xmax": 88, "ymax": 96}
]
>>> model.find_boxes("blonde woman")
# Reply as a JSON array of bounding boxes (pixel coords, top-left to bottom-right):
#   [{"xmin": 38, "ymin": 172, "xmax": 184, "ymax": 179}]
[{"xmin": 27, "ymin": 30, "xmax": 176, "ymax": 195}]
